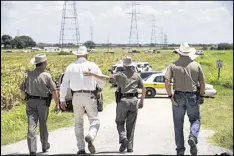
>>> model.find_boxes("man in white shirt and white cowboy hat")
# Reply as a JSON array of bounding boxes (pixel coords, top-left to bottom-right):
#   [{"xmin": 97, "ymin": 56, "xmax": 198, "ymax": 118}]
[
  {"xmin": 164, "ymin": 43, "xmax": 205, "ymax": 156},
  {"xmin": 59, "ymin": 46, "xmax": 106, "ymax": 154}
]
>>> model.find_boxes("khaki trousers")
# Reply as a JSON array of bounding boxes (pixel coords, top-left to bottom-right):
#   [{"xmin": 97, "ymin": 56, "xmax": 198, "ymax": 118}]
[
  {"xmin": 26, "ymin": 99, "xmax": 49, "ymax": 153},
  {"xmin": 72, "ymin": 93, "xmax": 100, "ymax": 150}
]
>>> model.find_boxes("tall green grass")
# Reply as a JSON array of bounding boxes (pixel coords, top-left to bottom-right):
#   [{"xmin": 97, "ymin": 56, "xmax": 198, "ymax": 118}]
[{"xmin": 196, "ymin": 50, "xmax": 233, "ymax": 149}]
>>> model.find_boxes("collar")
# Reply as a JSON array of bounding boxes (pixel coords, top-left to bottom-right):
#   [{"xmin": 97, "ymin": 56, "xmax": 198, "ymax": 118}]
[{"xmin": 75, "ymin": 57, "xmax": 87, "ymax": 63}]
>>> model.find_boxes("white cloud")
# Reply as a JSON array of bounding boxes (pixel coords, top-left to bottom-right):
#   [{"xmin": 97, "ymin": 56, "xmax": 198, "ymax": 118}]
[{"xmin": 1, "ymin": 1, "xmax": 233, "ymax": 44}]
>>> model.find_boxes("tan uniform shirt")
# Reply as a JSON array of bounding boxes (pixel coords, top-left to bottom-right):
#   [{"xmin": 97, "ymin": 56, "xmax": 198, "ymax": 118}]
[
  {"xmin": 165, "ymin": 57, "xmax": 205, "ymax": 92},
  {"xmin": 20, "ymin": 69, "xmax": 57, "ymax": 97},
  {"xmin": 110, "ymin": 68, "xmax": 144, "ymax": 93}
]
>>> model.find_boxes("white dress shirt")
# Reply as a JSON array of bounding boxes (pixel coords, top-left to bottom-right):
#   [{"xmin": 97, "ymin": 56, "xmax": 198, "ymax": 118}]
[{"xmin": 60, "ymin": 57, "xmax": 106, "ymax": 102}]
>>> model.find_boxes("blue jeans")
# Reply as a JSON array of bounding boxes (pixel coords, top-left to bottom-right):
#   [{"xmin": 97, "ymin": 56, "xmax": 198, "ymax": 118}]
[{"xmin": 172, "ymin": 91, "xmax": 201, "ymax": 153}]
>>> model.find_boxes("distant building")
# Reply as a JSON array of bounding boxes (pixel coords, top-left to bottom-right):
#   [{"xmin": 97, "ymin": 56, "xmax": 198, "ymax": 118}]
[
  {"xmin": 32, "ymin": 47, "xmax": 41, "ymax": 52},
  {"xmin": 44, "ymin": 47, "xmax": 61, "ymax": 52}
]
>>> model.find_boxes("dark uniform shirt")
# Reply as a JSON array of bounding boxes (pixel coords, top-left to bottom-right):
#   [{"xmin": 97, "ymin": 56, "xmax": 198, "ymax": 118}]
[
  {"xmin": 165, "ymin": 57, "xmax": 205, "ymax": 92},
  {"xmin": 110, "ymin": 68, "xmax": 144, "ymax": 93},
  {"xmin": 20, "ymin": 69, "xmax": 57, "ymax": 97}
]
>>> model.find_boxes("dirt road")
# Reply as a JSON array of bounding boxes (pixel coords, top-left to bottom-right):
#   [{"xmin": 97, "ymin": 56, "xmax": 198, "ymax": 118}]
[{"xmin": 1, "ymin": 98, "xmax": 233, "ymax": 155}]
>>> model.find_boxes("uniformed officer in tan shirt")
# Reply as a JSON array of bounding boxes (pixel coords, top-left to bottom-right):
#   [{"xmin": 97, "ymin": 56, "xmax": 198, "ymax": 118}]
[
  {"xmin": 84, "ymin": 56, "xmax": 146, "ymax": 153},
  {"xmin": 164, "ymin": 43, "xmax": 205, "ymax": 156},
  {"xmin": 20, "ymin": 54, "xmax": 59, "ymax": 156}
]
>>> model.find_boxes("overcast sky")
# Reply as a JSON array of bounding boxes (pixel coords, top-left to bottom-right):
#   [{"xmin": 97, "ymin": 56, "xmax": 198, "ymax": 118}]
[{"xmin": 1, "ymin": 1, "xmax": 233, "ymax": 44}]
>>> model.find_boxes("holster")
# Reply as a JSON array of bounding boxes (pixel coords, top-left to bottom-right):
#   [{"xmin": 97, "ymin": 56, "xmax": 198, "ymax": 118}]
[
  {"xmin": 94, "ymin": 86, "xmax": 103, "ymax": 112},
  {"xmin": 24, "ymin": 92, "xmax": 29, "ymax": 101},
  {"xmin": 46, "ymin": 92, "xmax": 52, "ymax": 107},
  {"xmin": 115, "ymin": 87, "xmax": 121, "ymax": 104},
  {"xmin": 196, "ymin": 86, "xmax": 204, "ymax": 105}
]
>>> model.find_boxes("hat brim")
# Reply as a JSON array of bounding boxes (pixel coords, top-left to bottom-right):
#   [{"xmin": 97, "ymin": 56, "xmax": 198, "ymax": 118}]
[
  {"xmin": 175, "ymin": 48, "xmax": 196, "ymax": 56},
  {"xmin": 30, "ymin": 58, "xmax": 47, "ymax": 64},
  {"xmin": 72, "ymin": 50, "xmax": 88, "ymax": 55}
]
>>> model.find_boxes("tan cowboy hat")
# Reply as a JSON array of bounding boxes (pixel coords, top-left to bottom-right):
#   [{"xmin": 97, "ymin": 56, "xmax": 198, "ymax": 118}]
[
  {"xmin": 30, "ymin": 54, "xmax": 47, "ymax": 64},
  {"xmin": 123, "ymin": 56, "xmax": 133, "ymax": 66},
  {"xmin": 175, "ymin": 42, "xmax": 196, "ymax": 56},
  {"xmin": 72, "ymin": 45, "xmax": 88, "ymax": 55}
]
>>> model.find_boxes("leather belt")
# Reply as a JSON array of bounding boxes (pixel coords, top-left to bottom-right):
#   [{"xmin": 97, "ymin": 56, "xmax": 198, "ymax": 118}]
[
  {"xmin": 175, "ymin": 90, "xmax": 197, "ymax": 94},
  {"xmin": 121, "ymin": 93, "xmax": 138, "ymax": 97},
  {"xmin": 72, "ymin": 90, "xmax": 95, "ymax": 94},
  {"xmin": 28, "ymin": 95, "xmax": 47, "ymax": 100}
]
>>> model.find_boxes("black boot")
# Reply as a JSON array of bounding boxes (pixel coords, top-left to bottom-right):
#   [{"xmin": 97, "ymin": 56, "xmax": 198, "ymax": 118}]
[
  {"xmin": 85, "ymin": 135, "xmax": 96, "ymax": 154},
  {"xmin": 77, "ymin": 149, "xmax": 86, "ymax": 154},
  {"xmin": 42, "ymin": 143, "xmax": 50, "ymax": 153},
  {"xmin": 119, "ymin": 138, "xmax": 128, "ymax": 152},
  {"xmin": 188, "ymin": 137, "xmax": 198, "ymax": 156},
  {"xmin": 30, "ymin": 152, "xmax": 36, "ymax": 156}
]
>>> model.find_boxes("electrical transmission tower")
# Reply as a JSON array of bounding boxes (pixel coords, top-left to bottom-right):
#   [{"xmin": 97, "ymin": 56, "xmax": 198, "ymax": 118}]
[
  {"xmin": 164, "ymin": 33, "xmax": 168, "ymax": 48},
  {"xmin": 59, "ymin": 1, "xmax": 80, "ymax": 50},
  {"xmin": 127, "ymin": 1, "xmax": 140, "ymax": 48},
  {"xmin": 150, "ymin": 15, "xmax": 157, "ymax": 49},
  {"xmin": 159, "ymin": 27, "xmax": 164, "ymax": 47}
]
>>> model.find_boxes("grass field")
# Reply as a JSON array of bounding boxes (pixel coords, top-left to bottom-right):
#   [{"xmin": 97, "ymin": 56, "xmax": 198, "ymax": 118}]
[
  {"xmin": 1, "ymin": 47, "xmax": 179, "ymax": 145},
  {"xmin": 196, "ymin": 50, "xmax": 233, "ymax": 149}
]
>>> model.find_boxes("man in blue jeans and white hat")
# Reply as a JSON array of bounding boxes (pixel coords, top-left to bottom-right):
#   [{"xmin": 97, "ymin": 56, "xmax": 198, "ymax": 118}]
[{"xmin": 164, "ymin": 43, "xmax": 206, "ymax": 156}]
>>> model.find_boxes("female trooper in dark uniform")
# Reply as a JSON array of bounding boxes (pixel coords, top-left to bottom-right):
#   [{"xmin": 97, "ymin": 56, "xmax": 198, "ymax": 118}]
[{"xmin": 84, "ymin": 56, "xmax": 146, "ymax": 153}]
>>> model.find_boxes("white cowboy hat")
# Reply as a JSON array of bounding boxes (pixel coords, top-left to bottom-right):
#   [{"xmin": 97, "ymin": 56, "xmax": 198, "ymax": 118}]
[
  {"xmin": 72, "ymin": 45, "xmax": 88, "ymax": 55},
  {"xmin": 30, "ymin": 54, "xmax": 47, "ymax": 64},
  {"xmin": 123, "ymin": 56, "xmax": 134, "ymax": 66},
  {"xmin": 175, "ymin": 42, "xmax": 196, "ymax": 56}
]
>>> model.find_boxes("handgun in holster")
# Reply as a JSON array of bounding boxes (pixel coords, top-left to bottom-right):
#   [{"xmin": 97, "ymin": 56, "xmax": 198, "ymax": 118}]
[
  {"xmin": 95, "ymin": 85, "xmax": 103, "ymax": 112},
  {"xmin": 46, "ymin": 92, "xmax": 52, "ymax": 107},
  {"xmin": 196, "ymin": 85, "xmax": 204, "ymax": 105},
  {"xmin": 24, "ymin": 92, "xmax": 29, "ymax": 101},
  {"xmin": 115, "ymin": 87, "xmax": 121, "ymax": 104}
]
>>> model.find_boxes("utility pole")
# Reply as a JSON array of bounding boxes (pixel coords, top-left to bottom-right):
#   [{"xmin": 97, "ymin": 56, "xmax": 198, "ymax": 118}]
[
  {"xmin": 59, "ymin": 1, "xmax": 80, "ymax": 50},
  {"xmin": 90, "ymin": 26, "xmax": 93, "ymax": 41},
  {"xmin": 107, "ymin": 36, "xmax": 109, "ymax": 52},
  {"xmin": 127, "ymin": 1, "xmax": 140, "ymax": 48}
]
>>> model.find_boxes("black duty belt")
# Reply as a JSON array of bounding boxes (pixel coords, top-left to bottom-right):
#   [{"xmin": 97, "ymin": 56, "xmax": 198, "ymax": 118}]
[
  {"xmin": 28, "ymin": 95, "xmax": 48, "ymax": 100},
  {"xmin": 121, "ymin": 93, "xmax": 138, "ymax": 98},
  {"xmin": 175, "ymin": 90, "xmax": 197, "ymax": 94},
  {"xmin": 72, "ymin": 90, "xmax": 95, "ymax": 94}
]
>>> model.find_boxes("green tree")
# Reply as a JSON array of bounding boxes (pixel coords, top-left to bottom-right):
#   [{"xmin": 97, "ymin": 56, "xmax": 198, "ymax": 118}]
[
  {"xmin": 12, "ymin": 36, "xmax": 36, "ymax": 49},
  {"xmin": 1, "ymin": 35, "xmax": 13, "ymax": 48},
  {"xmin": 83, "ymin": 40, "xmax": 96, "ymax": 49}
]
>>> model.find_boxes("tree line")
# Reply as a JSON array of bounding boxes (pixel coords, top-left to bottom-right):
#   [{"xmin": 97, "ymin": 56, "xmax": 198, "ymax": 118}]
[{"xmin": 1, "ymin": 34, "xmax": 36, "ymax": 49}]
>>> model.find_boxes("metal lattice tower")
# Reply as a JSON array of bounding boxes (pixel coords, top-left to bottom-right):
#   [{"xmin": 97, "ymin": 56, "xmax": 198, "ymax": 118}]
[
  {"xmin": 59, "ymin": 1, "xmax": 80, "ymax": 49},
  {"xmin": 164, "ymin": 33, "xmax": 168, "ymax": 48},
  {"xmin": 150, "ymin": 15, "xmax": 157, "ymax": 49},
  {"xmin": 159, "ymin": 27, "xmax": 164, "ymax": 47},
  {"xmin": 127, "ymin": 1, "xmax": 140, "ymax": 47}
]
